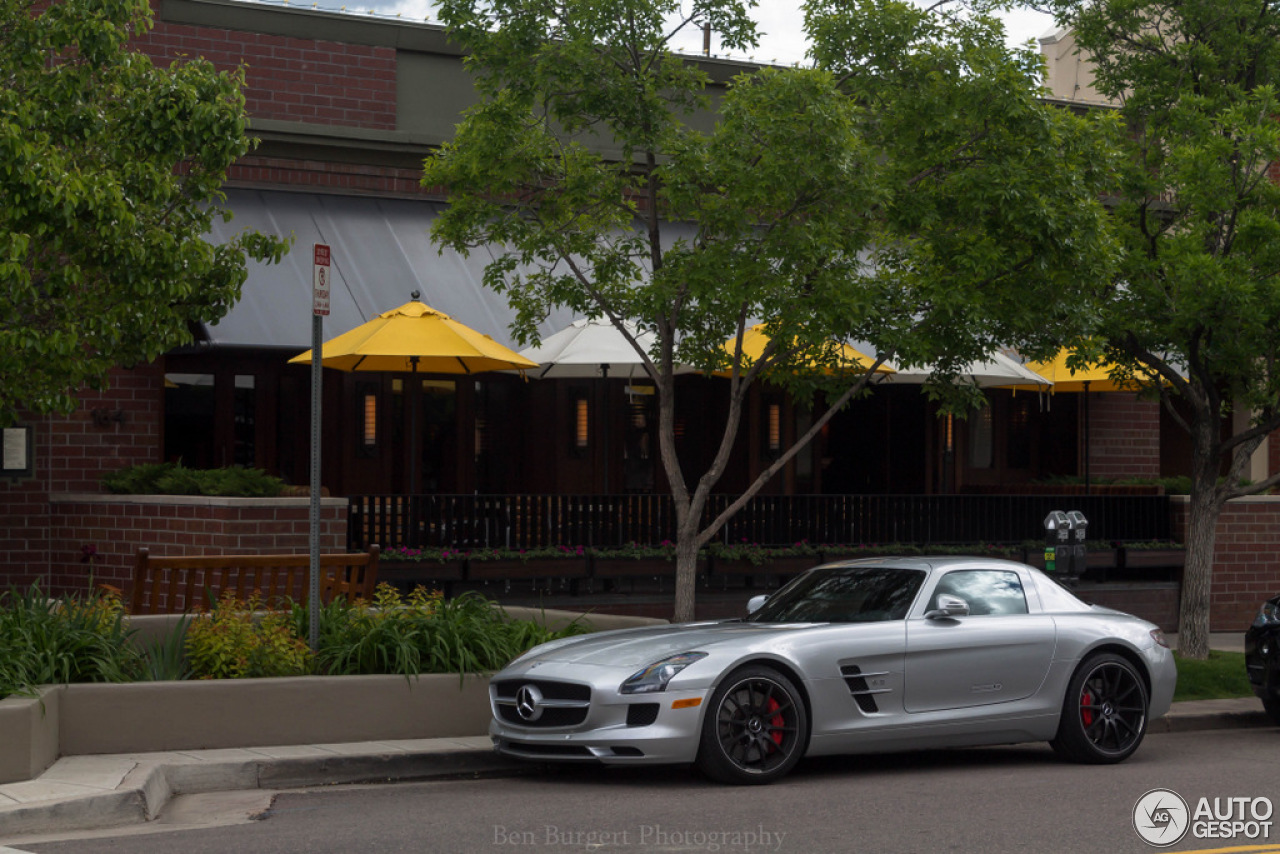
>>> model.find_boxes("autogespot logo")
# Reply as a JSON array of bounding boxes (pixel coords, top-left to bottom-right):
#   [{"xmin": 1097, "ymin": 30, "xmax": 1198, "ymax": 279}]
[{"xmin": 1134, "ymin": 788, "xmax": 1190, "ymax": 847}]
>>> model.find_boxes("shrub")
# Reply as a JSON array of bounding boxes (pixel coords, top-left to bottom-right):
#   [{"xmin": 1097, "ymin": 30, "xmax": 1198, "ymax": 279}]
[
  {"xmin": 0, "ymin": 585, "xmax": 142, "ymax": 699},
  {"xmin": 588, "ymin": 541, "xmax": 681, "ymax": 561},
  {"xmin": 304, "ymin": 585, "xmax": 588, "ymax": 678},
  {"xmin": 101, "ymin": 462, "xmax": 285, "ymax": 497},
  {"xmin": 185, "ymin": 591, "xmax": 312, "ymax": 679}
]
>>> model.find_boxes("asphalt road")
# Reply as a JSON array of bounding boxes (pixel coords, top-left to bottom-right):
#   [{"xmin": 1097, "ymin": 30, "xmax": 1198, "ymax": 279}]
[{"xmin": 14, "ymin": 728, "xmax": 1280, "ymax": 854}]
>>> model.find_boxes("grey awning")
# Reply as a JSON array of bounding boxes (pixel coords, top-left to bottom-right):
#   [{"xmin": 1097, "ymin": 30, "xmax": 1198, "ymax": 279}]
[{"xmin": 205, "ymin": 189, "xmax": 574, "ymax": 350}]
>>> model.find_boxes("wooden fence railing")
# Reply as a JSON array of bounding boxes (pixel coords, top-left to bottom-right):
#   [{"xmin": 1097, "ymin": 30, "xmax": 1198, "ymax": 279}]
[{"xmin": 347, "ymin": 493, "xmax": 1172, "ymax": 552}]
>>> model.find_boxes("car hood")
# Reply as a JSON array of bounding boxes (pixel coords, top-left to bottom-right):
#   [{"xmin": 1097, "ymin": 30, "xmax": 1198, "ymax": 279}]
[{"xmin": 521, "ymin": 620, "xmax": 817, "ymax": 668}]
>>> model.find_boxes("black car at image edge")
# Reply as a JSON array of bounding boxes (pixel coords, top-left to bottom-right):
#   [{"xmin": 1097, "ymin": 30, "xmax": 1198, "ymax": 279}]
[{"xmin": 1245, "ymin": 593, "xmax": 1280, "ymax": 725}]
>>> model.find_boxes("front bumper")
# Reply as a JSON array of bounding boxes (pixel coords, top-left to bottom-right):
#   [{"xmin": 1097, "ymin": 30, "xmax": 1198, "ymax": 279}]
[
  {"xmin": 1245, "ymin": 624, "xmax": 1280, "ymax": 702},
  {"xmin": 1145, "ymin": 643, "xmax": 1179, "ymax": 719},
  {"xmin": 488, "ymin": 663, "xmax": 707, "ymax": 766}
]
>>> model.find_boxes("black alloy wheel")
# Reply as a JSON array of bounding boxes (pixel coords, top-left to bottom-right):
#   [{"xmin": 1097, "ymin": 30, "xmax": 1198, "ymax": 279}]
[
  {"xmin": 696, "ymin": 665, "xmax": 808, "ymax": 785},
  {"xmin": 1051, "ymin": 652, "xmax": 1150, "ymax": 764}
]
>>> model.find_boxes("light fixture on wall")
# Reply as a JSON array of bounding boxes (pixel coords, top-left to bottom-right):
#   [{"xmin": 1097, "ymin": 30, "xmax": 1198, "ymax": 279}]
[
  {"xmin": 357, "ymin": 383, "xmax": 378, "ymax": 458},
  {"xmin": 363, "ymin": 394, "xmax": 377, "ymax": 448},
  {"xmin": 767, "ymin": 403, "xmax": 781, "ymax": 453},
  {"xmin": 575, "ymin": 397, "xmax": 589, "ymax": 449}
]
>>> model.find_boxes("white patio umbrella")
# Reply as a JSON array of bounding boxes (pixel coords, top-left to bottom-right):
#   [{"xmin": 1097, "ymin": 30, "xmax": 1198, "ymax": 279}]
[
  {"xmin": 519, "ymin": 317, "xmax": 691, "ymax": 379},
  {"xmin": 883, "ymin": 350, "xmax": 1051, "ymax": 388}
]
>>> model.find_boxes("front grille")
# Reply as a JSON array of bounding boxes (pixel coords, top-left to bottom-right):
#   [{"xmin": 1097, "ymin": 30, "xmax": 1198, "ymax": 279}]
[
  {"xmin": 497, "ymin": 704, "xmax": 589, "ymax": 727},
  {"xmin": 492, "ymin": 679, "xmax": 591, "ymax": 702},
  {"xmin": 493, "ymin": 678, "xmax": 592, "ymax": 728},
  {"xmin": 626, "ymin": 703, "xmax": 660, "ymax": 727}
]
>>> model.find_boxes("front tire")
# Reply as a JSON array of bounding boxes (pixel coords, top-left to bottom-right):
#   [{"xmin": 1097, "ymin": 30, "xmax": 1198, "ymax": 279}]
[
  {"xmin": 695, "ymin": 666, "xmax": 808, "ymax": 785},
  {"xmin": 1051, "ymin": 652, "xmax": 1149, "ymax": 764}
]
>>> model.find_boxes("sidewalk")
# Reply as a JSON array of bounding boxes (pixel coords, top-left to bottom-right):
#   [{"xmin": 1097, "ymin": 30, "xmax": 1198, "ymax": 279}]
[{"xmin": 1, "ymin": 635, "xmax": 1269, "ymax": 842}]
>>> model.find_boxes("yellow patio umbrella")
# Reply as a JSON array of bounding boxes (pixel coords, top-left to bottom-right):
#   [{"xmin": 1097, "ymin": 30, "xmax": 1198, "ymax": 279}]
[
  {"xmin": 290, "ymin": 296, "xmax": 537, "ymax": 496},
  {"xmin": 717, "ymin": 324, "xmax": 895, "ymax": 377},
  {"xmin": 289, "ymin": 298, "xmax": 538, "ymax": 374},
  {"xmin": 1004, "ymin": 349, "xmax": 1134, "ymax": 393}
]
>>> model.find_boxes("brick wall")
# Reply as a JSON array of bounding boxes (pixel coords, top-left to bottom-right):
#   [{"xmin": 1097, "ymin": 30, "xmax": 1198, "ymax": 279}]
[
  {"xmin": 1087, "ymin": 393, "xmax": 1161, "ymax": 481},
  {"xmin": 132, "ymin": 22, "xmax": 397, "ymax": 131},
  {"xmin": 230, "ymin": 156, "xmax": 432, "ymax": 197},
  {"xmin": 1172, "ymin": 496, "xmax": 1280, "ymax": 631},
  {"xmin": 1075, "ymin": 583, "xmax": 1180, "ymax": 632},
  {"xmin": 44, "ymin": 495, "xmax": 348, "ymax": 597},
  {"xmin": 0, "ymin": 366, "xmax": 165, "ymax": 590}
]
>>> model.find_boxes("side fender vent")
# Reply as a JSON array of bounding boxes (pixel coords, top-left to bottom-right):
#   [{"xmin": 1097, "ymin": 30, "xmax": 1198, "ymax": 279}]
[{"xmin": 840, "ymin": 664, "xmax": 891, "ymax": 714}]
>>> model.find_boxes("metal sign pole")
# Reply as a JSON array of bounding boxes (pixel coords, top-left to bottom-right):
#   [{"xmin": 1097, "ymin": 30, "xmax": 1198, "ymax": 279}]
[
  {"xmin": 309, "ymin": 311, "xmax": 322, "ymax": 650},
  {"xmin": 309, "ymin": 244, "xmax": 331, "ymax": 652}
]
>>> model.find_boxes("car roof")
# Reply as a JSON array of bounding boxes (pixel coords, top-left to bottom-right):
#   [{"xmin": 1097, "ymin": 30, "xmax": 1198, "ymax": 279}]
[{"xmin": 819, "ymin": 555, "xmax": 1031, "ymax": 572}]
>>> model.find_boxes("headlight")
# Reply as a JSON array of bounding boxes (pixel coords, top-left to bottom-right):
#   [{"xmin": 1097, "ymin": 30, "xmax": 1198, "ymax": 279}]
[
  {"xmin": 620, "ymin": 652, "xmax": 708, "ymax": 694},
  {"xmin": 1150, "ymin": 629, "xmax": 1169, "ymax": 649}
]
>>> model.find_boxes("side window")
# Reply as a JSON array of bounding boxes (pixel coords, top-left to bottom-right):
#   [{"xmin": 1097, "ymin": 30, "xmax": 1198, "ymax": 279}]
[{"xmin": 932, "ymin": 570, "xmax": 1028, "ymax": 616}]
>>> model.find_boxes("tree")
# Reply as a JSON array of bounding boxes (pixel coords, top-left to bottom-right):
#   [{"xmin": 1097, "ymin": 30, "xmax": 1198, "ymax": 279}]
[
  {"xmin": 1046, "ymin": 0, "xmax": 1280, "ymax": 658},
  {"xmin": 424, "ymin": 0, "xmax": 1116, "ymax": 621},
  {"xmin": 0, "ymin": 0, "xmax": 289, "ymax": 424}
]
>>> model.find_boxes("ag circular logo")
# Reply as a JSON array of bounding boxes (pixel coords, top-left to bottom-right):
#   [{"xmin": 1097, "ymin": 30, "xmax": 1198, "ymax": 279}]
[{"xmin": 1134, "ymin": 788, "xmax": 1190, "ymax": 846}]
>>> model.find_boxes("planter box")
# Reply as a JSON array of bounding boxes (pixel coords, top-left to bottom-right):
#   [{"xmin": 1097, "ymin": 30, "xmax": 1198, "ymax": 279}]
[
  {"xmin": 0, "ymin": 674, "xmax": 488, "ymax": 785},
  {"xmin": 770, "ymin": 556, "xmax": 822, "ymax": 577},
  {"xmin": 708, "ymin": 558, "xmax": 770, "ymax": 578},
  {"xmin": 58, "ymin": 673, "xmax": 492, "ymax": 757},
  {"xmin": 1087, "ymin": 549, "xmax": 1119, "ymax": 569},
  {"xmin": 1121, "ymin": 548, "xmax": 1186, "ymax": 569},
  {"xmin": 378, "ymin": 559, "xmax": 466, "ymax": 585},
  {"xmin": 592, "ymin": 557, "xmax": 679, "ymax": 579},
  {"xmin": 0, "ymin": 688, "xmax": 60, "ymax": 785},
  {"xmin": 467, "ymin": 557, "xmax": 588, "ymax": 581}
]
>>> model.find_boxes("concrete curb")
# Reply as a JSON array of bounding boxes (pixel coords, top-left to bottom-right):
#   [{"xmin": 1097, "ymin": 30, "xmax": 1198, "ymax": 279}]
[
  {"xmin": 2, "ymin": 706, "xmax": 1273, "ymax": 842},
  {"xmin": 1148, "ymin": 709, "xmax": 1275, "ymax": 733},
  {"xmin": 0, "ymin": 746, "xmax": 523, "ymax": 842}
]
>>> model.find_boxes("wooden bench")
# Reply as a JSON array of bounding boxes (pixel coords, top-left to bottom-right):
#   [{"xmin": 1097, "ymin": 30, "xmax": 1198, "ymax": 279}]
[{"xmin": 129, "ymin": 546, "xmax": 381, "ymax": 614}]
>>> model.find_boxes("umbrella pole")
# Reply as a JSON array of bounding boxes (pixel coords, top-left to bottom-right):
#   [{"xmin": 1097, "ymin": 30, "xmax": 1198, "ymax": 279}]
[
  {"xmin": 1083, "ymin": 380, "xmax": 1091, "ymax": 496},
  {"xmin": 409, "ymin": 356, "xmax": 420, "ymax": 498},
  {"xmin": 600, "ymin": 364, "xmax": 610, "ymax": 493}
]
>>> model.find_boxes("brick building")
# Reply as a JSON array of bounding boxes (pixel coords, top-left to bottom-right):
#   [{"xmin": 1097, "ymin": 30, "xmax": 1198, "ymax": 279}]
[{"xmin": 6, "ymin": 0, "xmax": 1266, "ymax": 627}]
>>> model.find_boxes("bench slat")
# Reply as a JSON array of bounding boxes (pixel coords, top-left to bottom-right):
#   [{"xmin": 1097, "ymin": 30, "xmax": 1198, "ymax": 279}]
[{"xmin": 129, "ymin": 546, "xmax": 380, "ymax": 614}]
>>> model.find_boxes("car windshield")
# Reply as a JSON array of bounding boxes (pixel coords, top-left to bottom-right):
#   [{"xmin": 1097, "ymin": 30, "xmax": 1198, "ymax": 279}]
[{"xmin": 747, "ymin": 566, "xmax": 927, "ymax": 624}]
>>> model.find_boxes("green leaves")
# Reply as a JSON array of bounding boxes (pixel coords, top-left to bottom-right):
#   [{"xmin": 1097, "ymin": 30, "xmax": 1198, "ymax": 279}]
[
  {"xmin": 0, "ymin": 585, "xmax": 143, "ymax": 698},
  {"xmin": 425, "ymin": 0, "xmax": 1119, "ymax": 619},
  {"xmin": 304, "ymin": 586, "xmax": 587, "ymax": 678},
  {"xmin": 0, "ymin": 0, "xmax": 289, "ymax": 424}
]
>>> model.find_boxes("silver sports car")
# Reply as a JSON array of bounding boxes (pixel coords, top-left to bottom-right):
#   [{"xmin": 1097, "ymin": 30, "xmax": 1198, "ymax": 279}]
[{"xmin": 489, "ymin": 556, "xmax": 1177, "ymax": 784}]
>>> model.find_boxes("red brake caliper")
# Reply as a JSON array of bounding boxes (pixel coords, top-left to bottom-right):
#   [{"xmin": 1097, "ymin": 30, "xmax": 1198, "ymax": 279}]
[
  {"xmin": 766, "ymin": 697, "xmax": 784, "ymax": 747},
  {"xmin": 1080, "ymin": 688, "xmax": 1095, "ymax": 726}
]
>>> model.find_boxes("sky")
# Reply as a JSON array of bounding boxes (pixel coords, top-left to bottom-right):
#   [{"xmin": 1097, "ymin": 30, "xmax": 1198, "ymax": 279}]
[{"xmin": 253, "ymin": 1, "xmax": 1059, "ymax": 66}]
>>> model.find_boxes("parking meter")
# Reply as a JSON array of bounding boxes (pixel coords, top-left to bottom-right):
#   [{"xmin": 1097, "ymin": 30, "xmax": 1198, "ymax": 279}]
[
  {"xmin": 1044, "ymin": 511, "xmax": 1070, "ymax": 575},
  {"xmin": 1067, "ymin": 510, "xmax": 1088, "ymax": 580}
]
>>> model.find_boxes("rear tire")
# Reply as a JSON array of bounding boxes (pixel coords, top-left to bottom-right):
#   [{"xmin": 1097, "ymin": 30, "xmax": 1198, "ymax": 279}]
[
  {"xmin": 695, "ymin": 666, "xmax": 808, "ymax": 785},
  {"xmin": 1050, "ymin": 652, "xmax": 1149, "ymax": 764}
]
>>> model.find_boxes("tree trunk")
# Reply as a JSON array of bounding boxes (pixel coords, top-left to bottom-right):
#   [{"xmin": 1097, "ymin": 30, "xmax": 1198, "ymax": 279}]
[
  {"xmin": 1177, "ymin": 412, "xmax": 1225, "ymax": 661},
  {"xmin": 672, "ymin": 534, "xmax": 700, "ymax": 623}
]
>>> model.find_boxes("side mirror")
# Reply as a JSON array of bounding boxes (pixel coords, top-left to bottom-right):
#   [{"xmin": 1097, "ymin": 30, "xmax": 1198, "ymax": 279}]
[
  {"xmin": 746, "ymin": 594, "xmax": 769, "ymax": 615},
  {"xmin": 925, "ymin": 594, "xmax": 970, "ymax": 620}
]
